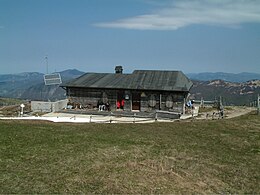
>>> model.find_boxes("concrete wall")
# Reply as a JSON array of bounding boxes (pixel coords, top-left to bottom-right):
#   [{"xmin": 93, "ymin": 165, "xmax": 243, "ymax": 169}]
[{"xmin": 31, "ymin": 99, "xmax": 68, "ymax": 113}]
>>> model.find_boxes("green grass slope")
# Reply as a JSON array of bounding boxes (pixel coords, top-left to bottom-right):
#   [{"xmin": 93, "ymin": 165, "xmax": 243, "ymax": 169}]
[{"xmin": 0, "ymin": 113, "xmax": 259, "ymax": 194}]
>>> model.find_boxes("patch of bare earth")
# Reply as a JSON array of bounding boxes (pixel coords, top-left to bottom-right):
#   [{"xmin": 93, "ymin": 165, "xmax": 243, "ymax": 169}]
[{"xmin": 197, "ymin": 106, "xmax": 255, "ymax": 120}]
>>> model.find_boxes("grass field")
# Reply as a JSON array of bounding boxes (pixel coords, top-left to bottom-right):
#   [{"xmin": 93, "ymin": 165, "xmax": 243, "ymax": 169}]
[{"xmin": 0, "ymin": 113, "xmax": 259, "ymax": 193}]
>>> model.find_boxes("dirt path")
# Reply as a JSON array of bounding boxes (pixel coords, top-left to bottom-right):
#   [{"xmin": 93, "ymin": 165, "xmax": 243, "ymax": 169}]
[
  {"xmin": 196, "ymin": 106, "xmax": 255, "ymax": 120},
  {"xmin": 225, "ymin": 107, "xmax": 255, "ymax": 118}
]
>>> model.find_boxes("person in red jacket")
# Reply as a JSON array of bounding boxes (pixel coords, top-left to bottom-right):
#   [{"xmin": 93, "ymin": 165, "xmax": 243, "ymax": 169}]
[
  {"xmin": 121, "ymin": 99, "xmax": 125, "ymax": 109},
  {"xmin": 117, "ymin": 101, "xmax": 120, "ymax": 109}
]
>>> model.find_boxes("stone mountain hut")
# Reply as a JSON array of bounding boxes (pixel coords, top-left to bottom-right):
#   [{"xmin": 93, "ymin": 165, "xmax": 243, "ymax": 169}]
[{"xmin": 61, "ymin": 66, "xmax": 193, "ymax": 114}]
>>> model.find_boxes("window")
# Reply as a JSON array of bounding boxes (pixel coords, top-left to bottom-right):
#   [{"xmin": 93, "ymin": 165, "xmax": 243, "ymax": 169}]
[
  {"xmin": 148, "ymin": 94, "xmax": 157, "ymax": 107},
  {"xmin": 166, "ymin": 95, "xmax": 173, "ymax": 108}
]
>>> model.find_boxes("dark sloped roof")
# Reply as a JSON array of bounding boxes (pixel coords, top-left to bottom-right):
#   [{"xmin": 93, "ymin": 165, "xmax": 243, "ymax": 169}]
[
  {"xmin": 62, "ymin": 70, "xmax": 193, "ymax": 92},
  {"xmin": 130, "ymin": 70, "xmax": 192, "ymax": 91}
]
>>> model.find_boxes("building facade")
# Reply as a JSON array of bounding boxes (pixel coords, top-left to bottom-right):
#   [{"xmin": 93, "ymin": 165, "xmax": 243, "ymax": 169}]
[{"xmin": 61, "ymin": 66, "xmax": 193, "ymax": 113}]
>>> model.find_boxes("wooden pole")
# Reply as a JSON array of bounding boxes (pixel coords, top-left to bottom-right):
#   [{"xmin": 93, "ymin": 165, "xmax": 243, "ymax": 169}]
[
  {"xmin": 45, "ymin": 56, "xmax": 49, "ymax": 74},
  {"xmin": 257, "ymin": 94, "xmax": 260, "ymax": 115},
  {"xmin": 219, "ymin": 96, "xmax": 224, "ymax": 119},
  {"xmin": 159, "ymin": 94, "xmax": 162, "ymax": 110},
  {"xmin": 183, "ymin": 98, "xmax": 186, "ymax": 114}
]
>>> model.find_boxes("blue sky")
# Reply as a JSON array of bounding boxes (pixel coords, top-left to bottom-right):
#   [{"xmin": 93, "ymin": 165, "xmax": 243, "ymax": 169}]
[{"xmin": 1, "ymin": 0, "xmax": 260, "ymax": 74}]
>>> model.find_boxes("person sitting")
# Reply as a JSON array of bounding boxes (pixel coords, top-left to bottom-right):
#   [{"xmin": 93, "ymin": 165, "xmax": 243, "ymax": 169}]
[
  {"xmin": 98, "ymin": 100, "xmax": 104, "ymax": 111},
  {"xmin": 105, "ymin": 102, "xmax": 110, "ymax": 111},
  {"xmin": 186, "ymin": 100, "xmax": 194, "ymax": 109},
  {"xmin": 186, "ymin": 100, "xmax": 192, "ymax": 108}
]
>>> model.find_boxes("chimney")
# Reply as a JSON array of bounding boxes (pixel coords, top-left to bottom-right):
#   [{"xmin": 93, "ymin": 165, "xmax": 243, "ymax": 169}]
[{"xmin": 115, "ymin": 66, "xmax": 123, "ymax": 74}]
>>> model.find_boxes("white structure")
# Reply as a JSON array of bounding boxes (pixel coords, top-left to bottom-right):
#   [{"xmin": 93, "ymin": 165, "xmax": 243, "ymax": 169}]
[
  {"xmin": 43, "ymin": 73, "xmax": 62, "ymax": 85},
  {"xmin": 20, "ymin": 104, "xmax": 25, "ymax": 116},
  {"xmin": 31, "ymin": 99, "xmax": 68, "ymax": 113}
]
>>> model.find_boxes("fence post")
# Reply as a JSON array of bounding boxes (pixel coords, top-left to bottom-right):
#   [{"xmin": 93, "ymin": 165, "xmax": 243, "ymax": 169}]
[
  {"xmin": 218, "ymin": 96, "xmax": 224, "ymax": 119},
  {"xmin": 257, "ymin": 94, "xmax": 260, "ymax": 115},
  {"xmin": 200, "ymin": 97, "xmax": 204, "ymax": 107},
  {"xmin": 183, "ymin": 98, "xmax": 186, "ymax": 114},
  {"xmin": 155, "ymin": 112, "xmax": 158, "ymax": 121},
  {"xmin": 110, "ymin": 112, "xmax": 112, "ymax": 123},
  {"xmin": 133, "ymin": 113, "xmax": 136, "ymax": 123},
  {"xmin": 89, "ymin": 114, "xmax": 92, "ymax": 123}
]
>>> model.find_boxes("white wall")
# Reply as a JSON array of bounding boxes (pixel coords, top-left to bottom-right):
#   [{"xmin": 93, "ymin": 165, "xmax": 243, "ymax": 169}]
[{"xmin": 31, "ymin": 99, "xmax": 68, "ymax": 113}]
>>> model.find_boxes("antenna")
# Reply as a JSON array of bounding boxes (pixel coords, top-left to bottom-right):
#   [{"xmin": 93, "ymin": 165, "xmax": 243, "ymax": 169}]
[
  {"xmin": 45, "ymin": 56, "xmax": 49, "ymax": 74},
  {"xmin": 43, "ymin": 56, "xmax": 62, "ymax": 85}
]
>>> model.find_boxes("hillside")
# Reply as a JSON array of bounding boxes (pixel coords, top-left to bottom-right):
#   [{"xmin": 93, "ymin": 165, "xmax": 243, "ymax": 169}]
[
  {"xmin": 0, "ymin": 69, "xmax": 85, "ymax": 101},
  {"xmin": 0, "ymin": 72, "xmax": 44, "ymax": 98},
  {"xmin": 190, "ymin": 79, "xmax": 260, "ymax": 105},
  {"xmin": 187, "ymin": 72, "xmax": 260, "ymax": 82}
]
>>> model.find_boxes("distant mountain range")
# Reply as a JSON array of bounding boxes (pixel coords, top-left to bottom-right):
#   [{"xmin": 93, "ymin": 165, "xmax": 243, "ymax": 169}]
[
  {"xmin": 190, "ymin": 80, "xmax": 260, "ymax": 106},
  {"xmin": 0, "ymin": 70, "xmax": 259, "ymax": 105},
  {"xmin": 0, "ymin": 69, "xmax": 84, "ymax": 101},
  {"xmin": 186, "ymin": 72, "xmax": 260, "ymax": 83}
]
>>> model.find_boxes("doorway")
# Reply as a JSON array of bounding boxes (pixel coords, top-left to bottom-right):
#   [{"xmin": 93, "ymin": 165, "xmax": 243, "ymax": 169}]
[
  {"xmin": 117, "ymin": 91, "xmax": 125, "ymax": 109},
  {"xmin": 132, "ymin": 92, "xmax": 141, "ymax": 110}
]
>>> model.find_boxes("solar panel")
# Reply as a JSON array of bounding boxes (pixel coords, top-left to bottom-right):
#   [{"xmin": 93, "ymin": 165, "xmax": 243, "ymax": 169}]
[{"xmin": 44, "ymin": 73, "xmax": 62, "ymax": 85}]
